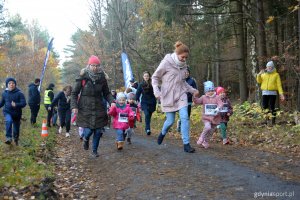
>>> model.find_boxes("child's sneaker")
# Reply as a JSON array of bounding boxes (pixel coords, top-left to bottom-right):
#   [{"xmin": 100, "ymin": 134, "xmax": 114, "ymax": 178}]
[
  {"xmin": 201, "ymin": 141, "xmax": 209, "ymax": 148},
  {"xmin": 58, "ymin": 126, "xmax": 62, "ymax": 134},
  {"xmin": 91, "ymin": 151, "xmax": 99, "ymax": 158},
  {"xmin": 223, "ymin": 138, "xmax": 229, "ymax": 145},
  {"xmin": 146, "ymin": 130, "xmax": 151, "ymax": 135},
  {"xmin": 14, "ymin": 139, "xmax": 19, "ymax": 146},
  {"xmin": 197, "ymin": 134, "xmax": 204, "ymax": 145},
  {"xmin": 127, "ymin": 138, "xmax": 132, "ymax": 144},
  {"xmin": 116, "ymin": 141, "xmax": 124, "ymax": 150},
  {"xmin": 83, "ymin": 138, "xmax": 89, "ymax": 150},
  {"xmin": 5, "ymin": 138, "xmax": 12, "ymax": 145},
  {"xmin": 197, "ymin": 138, "xmax": 203, "ymax": 145},
  {"xmin": 65, "ymin": 132, "xmax": 70, "ymax": 137}
]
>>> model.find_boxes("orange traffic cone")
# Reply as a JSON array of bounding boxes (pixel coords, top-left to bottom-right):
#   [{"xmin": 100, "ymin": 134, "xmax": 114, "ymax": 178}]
[{"xmin": 41, "ymin": 119, "xmax": 48, "ymax": 137}]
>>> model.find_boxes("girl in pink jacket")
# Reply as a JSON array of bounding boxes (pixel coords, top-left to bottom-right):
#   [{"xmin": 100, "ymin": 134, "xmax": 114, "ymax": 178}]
[
  {"xmin": 193, "ymin": 81, "xmax": 223, "ymax": 148},
  {"xmin": 108, "ymin": 92, "xmax": 134, "ymax": 150}
]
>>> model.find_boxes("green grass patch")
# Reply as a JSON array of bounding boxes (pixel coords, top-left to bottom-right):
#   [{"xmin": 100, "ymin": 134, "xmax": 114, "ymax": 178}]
[{"xmin": 0, "ymin": 107, "xmax": 56, "ymax": 188}]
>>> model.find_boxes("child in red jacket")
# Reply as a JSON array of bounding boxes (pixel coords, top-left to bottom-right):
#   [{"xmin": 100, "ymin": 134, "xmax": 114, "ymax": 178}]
[
  {"xmin": 215, "ymin": 87, "xmax": 233, "ymax": 145},
  {"xmin": 125, "ymin": 92, "xmax": 141, "ymax": 144},
  {"xmin": 108, "ymin": 92, "xmax": 134, "ymax": 150}
]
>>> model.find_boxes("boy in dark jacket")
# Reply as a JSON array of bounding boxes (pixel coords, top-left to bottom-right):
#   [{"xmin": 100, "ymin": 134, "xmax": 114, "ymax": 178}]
[
  {"xmin": 0, "ymin": 78, "xmax": 26, "ymax": 145},
  {"xmin": 28, "ymin": 78, "xmax": 41, "ymax": 125}
]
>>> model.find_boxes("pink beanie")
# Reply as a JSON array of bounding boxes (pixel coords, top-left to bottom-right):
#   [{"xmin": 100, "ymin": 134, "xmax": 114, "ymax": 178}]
[
  {"xmin": 215, "ymin": 86, "xmax": 225, "ymax": 95},
  {"xmin": 88, "ymin": 55, "xmax": 101, "ymax": 65}
]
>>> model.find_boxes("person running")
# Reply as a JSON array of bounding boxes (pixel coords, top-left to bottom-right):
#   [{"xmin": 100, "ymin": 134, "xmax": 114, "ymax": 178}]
[
  {"xmin": 71, "ymin": 55, "xmax": 115, "ymax": 158},
  {"xmin": 108, "ymin": 92, "xmax": 134, "ymax": 150},
  {"xmin": 176, "ymin": 68, "xmax": 198, "ymax": 132},
  {"xmin": 152, "ymin": 41, "xmax": 199, "ymax": 153},
  {"xmin": 28, "ymin": 78, "xmax": 41, "ymax": 125},
  {"xmin": 193, "ymin": 81, "xmax": 223, "ymax": 148},
  {"xmin": 44, "ymin": 83, "xmax": 55, "ymax": 127},
  {"xmin": 0, "ymin": 78, "xmax": 26, "ymax": 145},
  {"xmin": 215, "ymin": 86, "xmax": 233, "ymax": 145},
  {"xmin": 136, "ymin": 71, "xmax": 157, "ymax": 135},
  {"xmin": 49, "ymin": 85, "xmax": 72, "ymax": 137},
  {"xmin": 125, "ymin": 92, "xmax": 141, "ymax": 144}
]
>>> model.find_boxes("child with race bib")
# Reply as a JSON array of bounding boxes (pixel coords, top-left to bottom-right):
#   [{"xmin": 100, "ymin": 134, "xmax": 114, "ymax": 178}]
[
  {"xmin": 193, "ymin": 81, "xmax": 223, "ymax": 148},
  {"xmin": 215, "ymin": 86, "xmax": 233, "ymax": 145},
  {"xmin": 125, "ymin": 92, "xmax": 141, "ymax": 144},
  {"xmin": 108, "ymin": 92, "xmax": 134, "ymax": 150}
]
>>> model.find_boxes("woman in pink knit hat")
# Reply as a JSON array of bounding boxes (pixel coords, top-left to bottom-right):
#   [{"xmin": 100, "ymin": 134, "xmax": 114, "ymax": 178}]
[{"xmin": 71, "ymin": 55, "xmax": 115, "ymax": 158}]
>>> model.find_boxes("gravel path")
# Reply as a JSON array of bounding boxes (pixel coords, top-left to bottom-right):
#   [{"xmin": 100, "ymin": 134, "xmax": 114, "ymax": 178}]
[{"xmin": 53, "ymin": 127, "xmax": 300, "ymax": 199}]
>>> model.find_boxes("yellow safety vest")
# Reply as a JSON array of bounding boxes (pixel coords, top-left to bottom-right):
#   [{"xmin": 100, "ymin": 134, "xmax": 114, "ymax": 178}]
[{"xmin": 44, "ymin": 90, "xmax": 52, "ymax": 104}]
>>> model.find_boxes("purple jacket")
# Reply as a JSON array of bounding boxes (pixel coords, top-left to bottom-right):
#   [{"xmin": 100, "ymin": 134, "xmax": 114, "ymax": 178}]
[
  {"xmin": 152, "ymin": 54, "xmax": 197, "ymax": 112},
  {"xmin": 193, "ymin": 94, "xmax": 223, "ymax": 124}
]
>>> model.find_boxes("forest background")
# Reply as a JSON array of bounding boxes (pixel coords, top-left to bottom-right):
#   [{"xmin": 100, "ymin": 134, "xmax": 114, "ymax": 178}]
[
  {"xmin": 0, "ymin": 0, "xmax": 300, "ymax": 151},
  {"xmin": 0, "ymin": 1, "xmax": 300, "ymax": 194}
]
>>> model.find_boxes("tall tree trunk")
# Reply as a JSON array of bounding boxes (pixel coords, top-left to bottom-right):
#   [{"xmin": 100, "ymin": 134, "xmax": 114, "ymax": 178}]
[
  {"xmin": 214, "ymin": 11, "xmax": 220, "ymax": 86},
  {"xmin": 298, "ymin": 0, "xmax": 300, "ymax": 111},
  {"xmin": 256, "ymin": 0, "xmax": 268, "ymax": 68},
  {"xmin": 236, "ymin": 0, "xmax": 248, "ymax": 102}
]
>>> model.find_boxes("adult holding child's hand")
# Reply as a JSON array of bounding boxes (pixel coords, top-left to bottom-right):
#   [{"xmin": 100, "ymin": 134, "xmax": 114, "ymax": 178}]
[
  {"xmin": 256, "ymin": 60, "xmax": 285, "ymax": 125},
  {"xmin": 152, "ymin": 41, "xmax": 199, "ymax": 153}
]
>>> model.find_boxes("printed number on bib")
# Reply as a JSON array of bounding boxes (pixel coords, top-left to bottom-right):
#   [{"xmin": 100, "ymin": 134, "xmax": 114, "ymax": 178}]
[
  {"xmin": 205, "ymin": 104, "xmax": 217, "ymax": 116},
  {"xmin": 220, "ymin": 103, "xmax": 229, "ymax": 113},
  {"xmin": 118, "ymin": 113, "xmax": 128, "ymax": 123}
]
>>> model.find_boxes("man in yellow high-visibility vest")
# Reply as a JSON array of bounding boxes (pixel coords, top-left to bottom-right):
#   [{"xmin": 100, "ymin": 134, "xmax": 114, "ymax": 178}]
[{"xmin": 44, "ymin": 83, "xmax": 55, "ymax": 127}]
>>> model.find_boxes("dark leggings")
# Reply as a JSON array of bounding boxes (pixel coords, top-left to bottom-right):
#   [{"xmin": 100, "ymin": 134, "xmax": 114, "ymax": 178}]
[
  {"xmin": 143, "ymin": 108, "xmax": 153, "ymax": 132},
  {"xmin": 29, "ymin": 104, "xmax": 40, "ymax": 124},
  {"xmin": 262, "ymin": 95, "xmax": 277, "ymax": 119},
  {"xmin": 45, "ymin": 104, "xmax": 53, "ymax": 126},
  {"xmin": 58, "ymin": 109, "xmax": 71, "ymax": 132}
]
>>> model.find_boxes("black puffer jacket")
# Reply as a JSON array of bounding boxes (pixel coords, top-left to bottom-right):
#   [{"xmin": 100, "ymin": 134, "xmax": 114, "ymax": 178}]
[{"xmin": 71, "ymin": 70, "xmax": 114, "ymax": 129}]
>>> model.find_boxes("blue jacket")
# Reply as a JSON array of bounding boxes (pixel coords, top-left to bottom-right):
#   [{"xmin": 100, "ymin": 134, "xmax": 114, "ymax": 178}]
[
  {"xmin": 50, "ymin": 91, "xmax": 70, "ymax": 111},
  {"xmin": 28, "ymin": 83, "xmax": 41, "ymax": 106},
  {"xmin": 0, "ymin": 88, "xmax": 27, "ymax": 120},
  {"xmin": 186, "ymin": 76, "xmax": 197, "ymax": 103}
]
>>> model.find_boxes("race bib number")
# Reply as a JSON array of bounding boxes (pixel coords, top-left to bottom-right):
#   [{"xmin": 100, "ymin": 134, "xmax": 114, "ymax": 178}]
[
  {"xmin": 204, "ymin": 104, "xmax": 217, "ymax": 116},
  {"xmin": 220, "ymin": 103, "xmax": 229, "ymax": 113},
  {"xmin": 118, "ymin": 113, "xmax": 128, "ymax": 122},
  {"xmin": 131, "ymin": 107, "xmax": 137, "ymax": 116}
]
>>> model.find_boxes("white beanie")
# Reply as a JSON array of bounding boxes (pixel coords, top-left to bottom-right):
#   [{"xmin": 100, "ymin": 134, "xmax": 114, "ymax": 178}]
[
  {"xmin": 204, "ymin": 81, "xmax": 215, "ymax": 93},
  {"xmin": 266, "ymin": 61, "xmax": 274, "ymax": 68},
  {"xmin": 116, "ymin": 92, "xmax": 127, "ymax": 100}
]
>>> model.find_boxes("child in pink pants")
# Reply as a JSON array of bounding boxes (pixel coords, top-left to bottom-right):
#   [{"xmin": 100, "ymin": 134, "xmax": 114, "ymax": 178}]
[{"xmin": 193, "ymin": 81, "xmax": 223, "ymax": 148}]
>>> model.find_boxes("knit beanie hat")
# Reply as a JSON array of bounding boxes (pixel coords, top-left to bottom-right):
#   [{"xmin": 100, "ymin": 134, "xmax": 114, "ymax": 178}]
[
  {"xmin": 127, "ymin": 92, "xmax": 136, "ymax": 100},
  {"xmin": 215, "ymin": 86, "xmax": 225, "ymax": 95},
  {"xmin": 116, "ymin": 92, "xmax": 127, "ymax": 101},
  {"xmin": 204, "ymin": 81, "xmax": 215, "ymax": 93},
  {"xmin": 48, "ymin": 83, "xmax": 55, "ymax": 89},
  {"xmin": 5, "ymin": 77, "xmax": 17, "ymax": 87},
  {"xmin": 266, "ymin": 61, "xmax": 274, "ymax": 69},
  {"xmin": 88, "ymin": 55, "xmax": 101, "ymax": 65}
]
